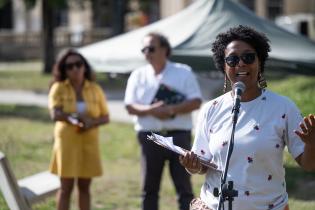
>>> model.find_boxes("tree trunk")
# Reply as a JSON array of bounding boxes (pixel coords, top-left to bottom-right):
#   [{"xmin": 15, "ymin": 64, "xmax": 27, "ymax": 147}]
[
  {"xmin": 42, "ymin": 0, "xmax": 54, "ymax": 74},
  {"xmin": 113, "ymin": 0, "xmax": 126, "ymax": 35}
]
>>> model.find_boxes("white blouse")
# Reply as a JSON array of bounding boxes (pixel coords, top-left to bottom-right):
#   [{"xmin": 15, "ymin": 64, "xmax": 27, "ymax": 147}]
[
  {"xmin": 192, "ymin": 89, "xmax": 304, "ymax": 210},
  {"xmin": 76, "ymin": 101, "xmax": 86, "ymax": 114}
]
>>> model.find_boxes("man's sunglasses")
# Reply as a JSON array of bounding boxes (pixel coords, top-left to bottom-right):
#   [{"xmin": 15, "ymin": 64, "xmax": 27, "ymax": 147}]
[
  {"xmin": 141, "ymin": 46, "xmax": 156, "ymax": 54},
  {"xmin": 225, "ymin": 52, "xmax": 256, "ymax": 67},
  {"xmin": 65, "ymin": 60, "xmax": 84, "ymax": 70}
]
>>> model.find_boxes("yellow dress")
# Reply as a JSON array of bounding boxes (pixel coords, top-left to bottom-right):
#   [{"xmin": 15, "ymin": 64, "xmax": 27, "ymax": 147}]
[{"xmin": 48, "ymin": 79, "xmax": 109, "ymax": 178}]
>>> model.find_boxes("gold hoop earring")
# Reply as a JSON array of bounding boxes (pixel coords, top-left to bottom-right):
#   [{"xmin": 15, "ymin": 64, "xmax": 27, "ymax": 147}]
[
  {"xmin": 258, "ymin": 72, "xmax": 267, "ymax": 89},
  {"xmin": 223, "ymin": 74, "xmax": 227, "ymax": 93},
  {"xmin": 223, "ymin": 74, "xmax": 231, "ymax": 93}
]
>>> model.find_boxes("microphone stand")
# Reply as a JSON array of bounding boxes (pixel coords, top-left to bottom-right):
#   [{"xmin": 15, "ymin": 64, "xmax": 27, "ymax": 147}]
[{"xmin": 214, "ymin": 96, "xmax": 240, "ymax": 210}]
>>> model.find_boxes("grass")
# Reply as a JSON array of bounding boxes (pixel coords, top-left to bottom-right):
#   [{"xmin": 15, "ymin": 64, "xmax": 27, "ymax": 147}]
[
  {"xmin": 0, "ymin": 66, "xmax": 314, "ymax": 209},
  {"xmin": 267, "ymin": 72, "xmax": 315, "ymax": 116},
  {"xmin": 0, "ymin": 105, "xmax": 314, "ymax": 210},
  {"xmin": 0, "ymin": 65, "xmax": 128, "ymax": 93},
  {"xmin": 0, "ymin": 105, "xmax": 205, "ymax": 210}
]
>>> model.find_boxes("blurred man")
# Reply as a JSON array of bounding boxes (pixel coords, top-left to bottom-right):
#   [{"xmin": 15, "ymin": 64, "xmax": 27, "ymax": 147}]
[{"xmin": 124, "ymin": 32, "xmax": 202, "ymax": 210}]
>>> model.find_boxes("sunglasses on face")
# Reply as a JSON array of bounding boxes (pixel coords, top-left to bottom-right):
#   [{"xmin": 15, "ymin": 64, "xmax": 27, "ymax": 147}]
[
  {"xmin": 225, "ymin": 52, "xmax": 256, "ymax": 67},
  {"xmin": 141, "ymin": 46, "xmax": 156, "ymax": 54},
  {"xmin": 65, "ymin": 60, "xmax": 84, "ymax": 71}
]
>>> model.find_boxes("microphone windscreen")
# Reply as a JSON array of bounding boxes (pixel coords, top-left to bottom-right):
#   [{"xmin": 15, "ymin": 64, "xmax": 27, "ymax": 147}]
[{"xmin": 233, "ymin": 81, "xmax": 246, "ymax": 93}]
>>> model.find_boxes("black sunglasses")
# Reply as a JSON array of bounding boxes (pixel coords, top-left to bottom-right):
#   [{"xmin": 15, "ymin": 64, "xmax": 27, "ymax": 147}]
[
  {"xmin": 65, "ymin": 60, "xmax": 84, "ymax": 71},
  {"xmin": 225, "ymin": 52, "xmax": 256, "ymax": 67},
  {"xmin": 141, "ymin": 46, "xmax": 156, "ymax": 54}
]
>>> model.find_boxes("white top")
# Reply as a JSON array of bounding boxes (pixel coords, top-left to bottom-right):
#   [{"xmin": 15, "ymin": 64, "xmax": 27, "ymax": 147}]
[
  {"xmin": 76, "ymin": 101, "xmax": 86, "ymax": 114},
  {"xmin": 192, "ymin": 90, "xmax": 305, "ymax": 210},
  {"xmin": 124, "ymin": 61, "xmax": 202, "ymax": 131}
]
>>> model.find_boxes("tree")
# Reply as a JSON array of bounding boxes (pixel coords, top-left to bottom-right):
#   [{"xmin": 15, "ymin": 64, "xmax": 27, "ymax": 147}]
[
  {"xmin": 113, "ymin": 0, "xmax": 127, "ymax": 35},
  {"xmin": 0, "ymin": 0, "xmax": 127, "ymax": 74},
  {"xmin": 25, "ymin": 0, "xmax": 66, "ymax": 74},
  {"xmin": 41, "ymin": 0, "xmax": 55, "ymax": 74}
]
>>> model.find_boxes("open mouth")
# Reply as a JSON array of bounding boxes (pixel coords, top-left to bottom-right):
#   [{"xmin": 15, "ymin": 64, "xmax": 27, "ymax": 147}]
[{"xmin": 236, "ymin": 72, "xmax": 249, "ymax": 77}]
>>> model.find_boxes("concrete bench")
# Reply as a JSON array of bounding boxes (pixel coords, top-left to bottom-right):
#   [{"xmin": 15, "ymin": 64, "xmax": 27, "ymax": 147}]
[{"xmin": 0, "ymin": 152, "xmax": 60, "ymax": 210}]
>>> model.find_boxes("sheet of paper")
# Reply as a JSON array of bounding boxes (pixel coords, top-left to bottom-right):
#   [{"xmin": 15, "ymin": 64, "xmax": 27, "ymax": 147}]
[{"xmin": 147, "ymin": 132, "xmax": 218, "ymax": 170}]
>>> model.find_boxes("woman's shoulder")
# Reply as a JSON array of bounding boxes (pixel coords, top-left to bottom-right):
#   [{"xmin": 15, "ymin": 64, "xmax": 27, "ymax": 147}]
[
  {"xmin": 85, "ymin": 80, "xmax": 104, "ymax": 92},
  {"xmin": 204, "ymin": 93, "xmax": 229, "ymax": 107},
  {"xmin": 85, "ymin": 80, "xmax": 99, "ymax": 87},
  {"xmin": 49, "ymin": 81, "xmax": 67, "ymax": 92},
  {"xmin": 200, "ymin": 93, "xmax": 229, "ymax": 115},
  {"xmin": 264, "ymin": 89, "xmax": 300, "ymax": 111},
  {"xmin": 264, "ymin": 89, "xmax": 296, "ymax": 105}
]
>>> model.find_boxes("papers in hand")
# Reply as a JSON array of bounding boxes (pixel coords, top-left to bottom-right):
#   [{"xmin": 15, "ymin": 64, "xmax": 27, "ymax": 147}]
[
  {"xmin": 147, "ymin": 133, "xmax": 218, "ymax": 170},
  {"xmin": 68, "ymin": 115, "xmax": 80, "ymax": 125}
]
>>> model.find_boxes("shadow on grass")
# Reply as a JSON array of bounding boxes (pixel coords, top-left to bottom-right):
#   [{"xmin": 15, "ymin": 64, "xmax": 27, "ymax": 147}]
[
  {"xmin": 0, "ymin": 104, "xmax": 51, "ymax": 122},
  {"xmin": 285, "ymin": 165, "xmax": 315, "ymax": 201}
]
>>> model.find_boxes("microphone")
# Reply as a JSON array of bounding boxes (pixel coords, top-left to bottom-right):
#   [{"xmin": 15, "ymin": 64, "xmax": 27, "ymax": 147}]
[{"xmin": 232, "ymin": 81, "xmax": 246, "ymax": 123}]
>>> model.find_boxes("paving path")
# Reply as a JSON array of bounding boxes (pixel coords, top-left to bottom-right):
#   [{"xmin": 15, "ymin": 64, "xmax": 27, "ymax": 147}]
[
  {"xmin": 0, "ymin": 90, "xmax": 132, "ymax": 123},
  {"xmin": 0, "ymin": 76, "xmax": 223, "ymax": 126}
]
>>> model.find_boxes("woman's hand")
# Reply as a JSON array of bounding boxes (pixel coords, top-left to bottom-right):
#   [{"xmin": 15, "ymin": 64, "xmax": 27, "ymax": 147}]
[
  {"xmin": 295, "ymin": 114, "xmax": 315, "ymax": 171},
  {"xmin": 77, "ymin": 114, "xmax": 95, "ymax": 131},
  {"xmin": 179, "ymin": 151, "xmax": 205, "ymax": 174},
  {"xmin": 295, "ymin": 114, "xmax": 315, "ymax": 147},
  {"xmin": 150, "ymin": 101, "xmax": 172, "ymax": 120}
]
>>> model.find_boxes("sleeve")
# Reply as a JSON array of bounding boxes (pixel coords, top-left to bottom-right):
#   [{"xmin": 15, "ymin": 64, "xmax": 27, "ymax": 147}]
[
  {"xmin": 95, "ymin": 84, "xmax": 109, "ymax": 116},
  {"xmin": 284, "ymin": 99, "xmax": 305, "ymax": 159},
  {"xmin": 48, "ymin": 82, "xmax": 63, "ymax": 110},
  {"xmin": 192, "ymin": 102, "xmax": 212, "ymax": 160},
  {"xmin": 124, "ymin": 71, "xmax": 138, "ymax": 105},
  {"xmin": 183, "ymin": 68, "xmax": 202, "ymax": 100}
]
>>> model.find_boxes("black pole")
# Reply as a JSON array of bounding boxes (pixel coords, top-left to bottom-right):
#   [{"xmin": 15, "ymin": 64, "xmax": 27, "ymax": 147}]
[
  {"xmin": 113, "ymin": 0, "xmax": 126, "ymax": 35},
  {"xmin": 214, "ymin": 103, "xmax": 239, "ymax": 210}
]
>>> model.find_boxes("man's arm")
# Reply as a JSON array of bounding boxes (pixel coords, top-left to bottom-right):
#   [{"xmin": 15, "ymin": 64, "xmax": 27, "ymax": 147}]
[
  {"xmin": 126, "ymin": 98, "xmax": 201, "ymax": 120},
  {"xmin": 125, "ymin": 101, "xmax": 165, "ymax": 117}
]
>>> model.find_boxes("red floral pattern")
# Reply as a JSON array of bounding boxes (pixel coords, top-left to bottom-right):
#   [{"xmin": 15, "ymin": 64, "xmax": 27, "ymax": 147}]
[{"xmin": 247, "ymin": 157, "xmax": 253, "ymax": 163}]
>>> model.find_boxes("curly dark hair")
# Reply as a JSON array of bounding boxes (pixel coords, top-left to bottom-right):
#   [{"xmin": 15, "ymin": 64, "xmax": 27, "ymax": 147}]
[
  {"xmin": 52, "ymin": 48, "xmax": 95, "ymax": 83},
  {"xmin": 211, "ymin": 25, "xmax": 271, "ymax": 74}
]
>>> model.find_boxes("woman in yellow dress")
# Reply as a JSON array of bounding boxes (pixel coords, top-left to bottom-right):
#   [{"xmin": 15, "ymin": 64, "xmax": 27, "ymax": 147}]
[{"xmin": 48, "ymin": 49, "xmax": 110, "ymax": 210}]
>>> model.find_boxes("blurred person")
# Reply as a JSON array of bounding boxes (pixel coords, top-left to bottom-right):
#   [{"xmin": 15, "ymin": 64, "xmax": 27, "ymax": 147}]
[
  {"xmin": 124, "ymin": 32, "xmax": 202, "ymax": 210},
  {"xmin": 180, "ymin": 25, "xmax": 315, "ymax": 210},
  {"xmin": 48, "ymin": 49, "xmax": 110, "ymax": 210}
]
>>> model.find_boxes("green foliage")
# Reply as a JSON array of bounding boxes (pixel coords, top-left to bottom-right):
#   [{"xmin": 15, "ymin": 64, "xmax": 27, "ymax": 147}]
[
  {"xmin": 0, "ymin": 104, "xmax": 51, "ymax": 122},
  {"xmin": 0, "ymin": 69, "xmax": 51, "ymax": 92},
  {"xmin": 23, "ymin": 0, "xmax": 68, "ymax": 9},
  {"xmin": 0, "ymin": 66, "xmax": 127, "ymax": 92},
  {"xmin": 0, "ymin": 0, "xmax": 8, "ymax": 8},
  {"xmin": 0, "ymin": 104, "xmax": 314, "ymax": 210},
  {"xmin": 267, "ymin": 74, "xmax": 315, "ymax": 115},
  {"xmin": 24, "ymin": 0, "xmax": 37, "ymax": 9}
]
